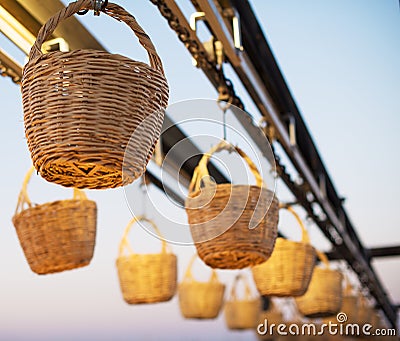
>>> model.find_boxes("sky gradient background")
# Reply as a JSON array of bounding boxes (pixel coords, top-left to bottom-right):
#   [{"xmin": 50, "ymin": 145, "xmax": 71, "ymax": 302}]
[{"xmin": 0, "ymin": 0, "xmax": 399, "ymax": 340}]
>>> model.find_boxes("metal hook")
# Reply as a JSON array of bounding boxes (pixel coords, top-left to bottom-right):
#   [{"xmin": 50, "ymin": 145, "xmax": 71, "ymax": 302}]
[
  {"xmin": 217, "ymin": 86, "xmax": 233, "ymax": 140},
  {"xmin": 93, "ymin": 0, "xmax": 108, "ymax": 16},
  {"xmin": 77, "ymin": 0, "xmax": 108, "ymax": 16}
]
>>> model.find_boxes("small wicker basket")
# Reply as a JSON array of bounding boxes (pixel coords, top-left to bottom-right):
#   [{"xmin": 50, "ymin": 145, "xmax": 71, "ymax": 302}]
[
  {"xmin": 356, "ymin": 295, "xmax": 372, "ymax": 325},
  {"xmin": 224, "ymin": 274, "xmax": 261, "ymax": 330},
  {"xmin": 295, "ymin": 251, "xmax": 343, "ymax": 318},
  {"xmin": 256, "ymin": 301, "xmax": 284, "ymax": 341},
  {"xmin": 185, "ymin": 140, "xmax": 279, "ymax": 269},
  {"xmin": 178, "ymin": 254, "xmax": 225, "ymax": 319},
  {"xmin": 340, "ymin": 278, "xmax": 358, "ymax": 323},
  {"xmin": 116, "ymin": 216, "xmax": 177, "ymax": 304},
  {"xmin": 252, "ymin": 205, "xmax": 316, "ymax": 297},
  {"xmin": 12, "ymin": 167, "xmax": 97, "ymax": 275},
  {"xmin": 21, "ymin": 0, "xmax": 169, "ymax": 189}
]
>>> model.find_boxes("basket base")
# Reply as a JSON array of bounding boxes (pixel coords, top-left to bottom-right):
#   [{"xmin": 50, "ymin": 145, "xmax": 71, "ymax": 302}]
[
  {"xmin": 36, "ymin": 160, "xmax": 138, "ymax": 189},
  {"xmin": 32, "ymin": 258, "xmax": 92, "ymax": 275},
  {"xmin": 198, "ymin": 249, "xmax": 269, "ymax": 269}
]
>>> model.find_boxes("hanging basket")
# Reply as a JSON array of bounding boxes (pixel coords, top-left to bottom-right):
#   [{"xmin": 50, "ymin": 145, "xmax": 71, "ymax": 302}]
[
  {"xmin": 178, "ymin": 254, "xmax": 225, "ymax": 319},
  {"xmin": 21, "ymin": 0, "xmax": 169, "ymax": 189},
  {"xmin": 185, "ymin": 140, "xmax": 279, "ymax": 269},
  {"xmin": 116, "ymin": 216, "xmax": 177, "ymax": 304},
  {"xmin": 252, "ymin": 205, "xmax": 316, "ymax": 297},
  {"xmin": 295, "ymin": 251, "xmax": 343, "ymax": 318},
  {"xmin": 12, "ymin": 167, "xmax": 97, "ymax": 275},
  {"xmin": 340, "ymin": 278, "xmax": 358, "ymax": 323},
  {"xmin": 224, "ymin": 274, "xmax": 261, "ymax": 330},
  {"xmin": 257, "ymin": 301, "xmax": 284, "ymax": 341},
  {"xmin": 355, "ymin": 295, "xmax": 372, "ymax": 325}
]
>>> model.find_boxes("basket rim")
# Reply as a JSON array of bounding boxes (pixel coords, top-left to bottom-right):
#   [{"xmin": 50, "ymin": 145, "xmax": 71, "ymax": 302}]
[
  {"xmin": 13, "ymin": 198, "xmax": 96, "ymax": 219},
  {"xmin": 187, "ymin": 183, "xmax": 277, "ymax": 200},
  {"xmin": 23, "ymin": 49, "xmax": 166, "ymax": 76}
]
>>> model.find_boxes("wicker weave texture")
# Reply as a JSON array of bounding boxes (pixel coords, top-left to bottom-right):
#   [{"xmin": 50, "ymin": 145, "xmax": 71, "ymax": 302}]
[
  {"xmin": 179, "ymin": 281, "xmax": 225, "ymax": 319},
  {"xmin": 12, "ymin": 167, "xmax": 97, "ymax": 275},
  {"xmin": 117, "ymin": 253, "xmax": 177, "ymax": 304},
  {"xmin": 257, "ymin": 305, "xmax": 284, "ymax": 341},
  {"xmin": 13, "ymin": 199, "xmax": 97, "ymax": 274},
  {"xmin": 252, "ymin": 238, "xmax": 315, "ymax": 297},
  {"xmin": 295, "ymin": 267, "xmax": 343, "ymax": 318},
  {"xmin": 116, "ymin": 216, "xmax": 177, "ymax": 304},
  {"xmin": 186, "ymin": 141, "xmax": 279, "ymax": 269},
  {"xmin": 225, "ymin": 300, "xmax": 261, "ymax": 330},
  {"xmin": 21, "ymin": 0, "xmax": 168, "ymax": 189},
  {"xmin": 252, "ymin": 206, "xmax": 316, "ymax": 296},
  {"xmin": 224, "ymin": 274, "xmax": 261, "ymax": 330},
  {"xmin": 178, "ymin": 254, "xmax": 225, "ymax": 319}
]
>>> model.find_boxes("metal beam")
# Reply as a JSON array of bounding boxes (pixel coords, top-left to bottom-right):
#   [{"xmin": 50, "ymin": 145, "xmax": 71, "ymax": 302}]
[
  {"xmin": 0, "ymin": 48, "xmax": 22, "ymax": 84},
  {"xmin": 327, "ymin": 246, "xmax": 400, "ymax": 260},
  {"xmin": 2, "ymin": 0, "xmax": 104, "ymax": 51}
]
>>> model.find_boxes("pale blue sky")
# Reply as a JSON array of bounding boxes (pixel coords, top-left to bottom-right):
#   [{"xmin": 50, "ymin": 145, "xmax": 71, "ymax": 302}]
[{"xmin": 0, "ymin": 0, "xmax": 398, "ymax": 339}]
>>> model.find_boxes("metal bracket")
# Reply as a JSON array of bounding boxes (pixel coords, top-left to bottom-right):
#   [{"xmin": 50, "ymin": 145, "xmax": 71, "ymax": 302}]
[
  {"xmin": 190, "ymin": 11, "xmax": 225, "ymax": 67},
  {"xmin": 223, "ymin": 8, "xmax": 243, "ymax": 51},
  {"xmin": 283, "ymin": 113, "xmax": 297, "ymax": 147},
  {"xmin": 42, "ymin": 38, "xmax": 69, "ymax": 54}
]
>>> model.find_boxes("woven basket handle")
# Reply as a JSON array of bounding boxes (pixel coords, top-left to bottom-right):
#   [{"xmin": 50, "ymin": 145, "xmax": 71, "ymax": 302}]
[
  {"xmin": 15, "ymin": 166, "xmax": 88, "ymax": 215},
  {"xmin": 118, "ymin": 215, "xmax": 169, "ymax": 256},
  {"xmin": 279, "ymin": 204, "xmax": 310, "ymax": 244},
  {"xmin": 183, "ymin": 253, "xmax": 220, "ymax": 283},
  {"xmin": 229, "ymin": 274, "xmax": 253, "ymax": 301},
  {"xmin": 316, "ymin": 249, "xmax": 330, "ymax": 269},
  {"xmin": 29, "ymin": 0, "xmax": 164, "ymax": 74},
  {"xmin": 189, "ymin": 140, "xmax": 264, "ymax": 193}
]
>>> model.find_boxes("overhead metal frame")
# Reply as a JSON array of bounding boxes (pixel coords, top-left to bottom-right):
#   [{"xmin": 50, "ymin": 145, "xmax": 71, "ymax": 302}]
[
  {"xmin": 327, "ymin": 246, "xmax": 400, "ymax": 261},
  {"xmin": 0, "ymin": 0, "xmax": 397, "ymax": 328}
]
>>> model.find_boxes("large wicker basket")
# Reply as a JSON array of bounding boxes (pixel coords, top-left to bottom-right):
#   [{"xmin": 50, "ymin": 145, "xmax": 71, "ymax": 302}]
[
  {"xmin": 224, "ymin": 274, "xmax": 261, "ymax": 330},
  {"xmin": 295, "ymin": 251, "xmax": 343, "ymax": 318},
  {"xmin": 12, "ymin": 167, "xmax": 97, "ymax": 275},
  {"xmin": 116, "ymin": 216, "xmax": 177, "ymax": 304},
  {"xmin": 252, "ymin": 205, "xmax": 316, "ymax": 297},
  {"xmin": 185, "ymin": 140, "xmax": 279, "ymax": 269},
  {"xmin": 21, "ymin": 0, "xmax": 169, "ymax": 189},
  {"xmin": 178, "ymin": 254, "xmax": 225, "ymax": 319}
]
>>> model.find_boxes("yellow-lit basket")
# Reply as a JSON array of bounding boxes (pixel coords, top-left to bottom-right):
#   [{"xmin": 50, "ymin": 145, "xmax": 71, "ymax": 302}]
[
  {"xmin": 224, "ymin": 274, "xmax": 261, "ymax": 330},
  {"xmin": 252, "ymin": 205, "xmax": 316, "ymax": 296},
  {"xmin": 185, "ymin": 140, "xmax": 279, "ymax": 269},
  {"xmin": 116, "ymin": 216, "xmax": 177, "ymax": 304},
  {"xmin": 355, "ymin": 295, "xmax": 373, "ymax": 325},
  {"xmin": 295, "ymin": 250, "xmax": 343, "ymax": 318},
  {"xmin": 12, "ymin": 166, "xmax": 97, "ymax": 275},
  {"xmin": 178, "ymin": 254, "xmax": 225, "ymax": 319},
  {"xmin": 256, "ymin": 301, "xmax": 284, "ymax": 341}
]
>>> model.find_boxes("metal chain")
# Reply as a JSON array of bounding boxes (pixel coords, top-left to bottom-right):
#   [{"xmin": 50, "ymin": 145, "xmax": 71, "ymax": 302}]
[{"xmin": 149, "ymin": 0, "xmax": 244, "ymax": 110}]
